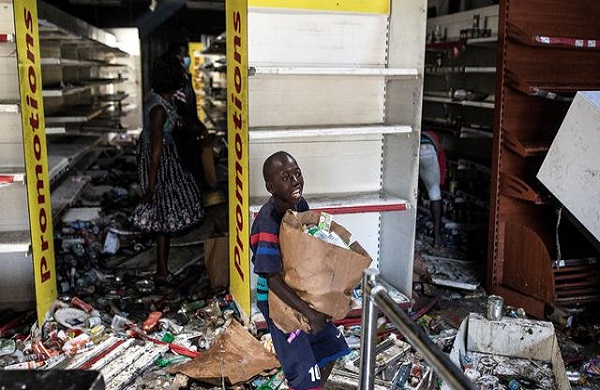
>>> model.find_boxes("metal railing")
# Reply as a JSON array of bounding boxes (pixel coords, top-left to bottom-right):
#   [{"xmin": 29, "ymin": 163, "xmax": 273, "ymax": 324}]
[{"xmin": 358, "ymin": 268, "xmax": 476, "ymax": 390}]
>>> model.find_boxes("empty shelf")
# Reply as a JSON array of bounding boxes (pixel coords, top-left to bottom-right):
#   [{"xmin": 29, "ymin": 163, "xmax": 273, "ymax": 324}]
[
  {"xmin": 423, "ymin": 95, "xmax": 495, "ymax": 109},
  {"xmin": 51, "ymin": 176, "xmax": 92, "ymax": 224},
  {"xmin": 251, "ymin": 191, "xmax": 410, "ymax": 215},
  {"xmin": 0, "ymin": 230, "xmax": 31, "ymax": 253},
  {"xmin": 45, "ymin": 106, "xmax": 105, "ymax": 124},
  {"xmin": 0, "ymin": 168, "xmax": 26, "ymax": 184},
  {"xmin": 507, "ymin": 22, "xmax": 600, "ymax": 50},
  {"xmin": 0, "ymin": 102, "xmax": 19, "ymax": 113},
  {"xmin": 249, "ymin": 124, "xmax": 412, "ymax": 140},
  {"xmin": 502, "ymin": 131, "xmax": 551, "ymax": 157},
  {"xmin": 506, "ymin": 70, "xmax": 600, "ymax": 101},
  {"xmin": 249, "ymin": 66, "xmax": 418, "ymax": 78},
  {"xmin": 499, "ymin": 171, "xmax": 547, "ymax": 204},
  {"xmin": 43, "ymin": 86, "xmax": 90, "ymax": 97},
  {"xmin": 0, "ymin": 34, "xmax": 15, "ymax": 43},
  {"xmin": 426, "ymin": 66, "xmax": 496, "ymax": 75}
]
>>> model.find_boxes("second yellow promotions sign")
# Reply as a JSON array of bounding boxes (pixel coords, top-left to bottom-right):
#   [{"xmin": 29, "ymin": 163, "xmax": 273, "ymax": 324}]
[
  {"xmin": 226, "ymin": 0, "xmax": 250, "ymax": 318},
  {"xmin": 13, "ymin": 0, "xmax": 57, "ymax": 325}
]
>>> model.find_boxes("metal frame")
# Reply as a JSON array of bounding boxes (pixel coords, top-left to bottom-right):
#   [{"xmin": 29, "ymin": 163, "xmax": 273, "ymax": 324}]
[{"xmin": 358, "ymin": 268, "xmax": 476, "ymax": 390}]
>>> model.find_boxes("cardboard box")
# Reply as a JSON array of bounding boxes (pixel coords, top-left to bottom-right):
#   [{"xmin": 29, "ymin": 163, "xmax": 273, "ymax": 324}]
[
  {"xmin": 443, "ymin": 313, "xmax": 571, "ymax": 390},
  {"xmin": 204, "ymin": 235, "xmax": 230, "ymax": 289}
]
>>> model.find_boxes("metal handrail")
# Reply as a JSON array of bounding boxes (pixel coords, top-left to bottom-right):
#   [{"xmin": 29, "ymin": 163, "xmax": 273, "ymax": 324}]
[{"xmin": 358, "ymin": 268, "xmax": 476, "ymax": 390}]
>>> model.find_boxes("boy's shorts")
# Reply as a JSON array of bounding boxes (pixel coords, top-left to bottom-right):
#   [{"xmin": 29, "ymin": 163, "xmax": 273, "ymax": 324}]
[{"xmin": 258, "ymin": 300, "xmax": 350, "ymax": 390}]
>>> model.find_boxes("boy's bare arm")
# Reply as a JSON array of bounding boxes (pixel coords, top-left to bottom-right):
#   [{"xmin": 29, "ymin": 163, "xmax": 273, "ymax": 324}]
[{"xmin": 267, "ymin": 273, "xmax": 330, "ymax": 333}]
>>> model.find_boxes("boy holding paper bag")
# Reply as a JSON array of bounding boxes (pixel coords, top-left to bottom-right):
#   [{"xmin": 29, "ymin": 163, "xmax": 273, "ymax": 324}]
[{"xmin": 250, "ymin": 151, "xmax": 350, "ymax": 390}]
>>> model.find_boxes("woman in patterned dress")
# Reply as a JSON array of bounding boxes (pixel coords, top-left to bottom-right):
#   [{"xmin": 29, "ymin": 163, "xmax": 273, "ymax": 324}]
[{"xmin": 132, "ymin": 53, "xmax": 205, "ymax": 284}]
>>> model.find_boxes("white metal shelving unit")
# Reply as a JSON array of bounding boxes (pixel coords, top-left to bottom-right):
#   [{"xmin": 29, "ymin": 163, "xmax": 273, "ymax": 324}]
[
  {"xmin": 227, "ymin": 0, "xmax": 426, "ymax": 318},
  {"xmin": 0, "ymin": 0, "xmax": 35, "ymax": 309},
  {"xmin": 0, "ymin": 0, "xmax": 139, "ymax": 311}
]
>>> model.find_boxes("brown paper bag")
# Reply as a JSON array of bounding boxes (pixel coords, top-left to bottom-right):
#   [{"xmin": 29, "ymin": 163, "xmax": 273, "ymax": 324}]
[
  {"xmin": 269, "ymin": 210, "xmax": 372, "ymax": 333},
  {"xmin": 204, "ymin": 236, "xmax": 229, "ymax": 288}
]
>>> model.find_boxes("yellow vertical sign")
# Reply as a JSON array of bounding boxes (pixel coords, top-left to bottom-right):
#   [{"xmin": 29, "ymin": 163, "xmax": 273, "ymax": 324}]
[
  {"xmin": 188, "ymin": 42, "xmax": 205, "ymax": 123},
  {"xmin": 13, "ymin": 0, "xmax": 57, "ymax": 324},
  {"xmin": 226, "ymin": 0, "xmax": 250, "ymax": 318}
]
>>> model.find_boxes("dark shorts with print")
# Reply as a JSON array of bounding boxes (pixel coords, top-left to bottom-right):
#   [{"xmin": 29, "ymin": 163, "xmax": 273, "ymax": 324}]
[{"xmin": 257, "ymin": 300, "xmax": 350, "ymax": 389}]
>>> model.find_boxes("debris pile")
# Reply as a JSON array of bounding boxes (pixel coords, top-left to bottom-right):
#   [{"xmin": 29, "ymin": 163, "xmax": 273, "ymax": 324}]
[{"xmin": 0, "ymin": 138, "xmax": 599, "ymax": 390}]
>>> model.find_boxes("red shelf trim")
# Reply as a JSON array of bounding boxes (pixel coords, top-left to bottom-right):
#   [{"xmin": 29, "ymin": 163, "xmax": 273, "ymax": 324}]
[
  {"xmin": 0, "ymin": 34, "xmax": 14, "ymax": 43},
  {"xmin": 314, "ymin": 203, "xmax": 408, "ymax": 215},
  {"xmin": 535, "ymin": 35, "xmax": 598, "ymax": 49}
]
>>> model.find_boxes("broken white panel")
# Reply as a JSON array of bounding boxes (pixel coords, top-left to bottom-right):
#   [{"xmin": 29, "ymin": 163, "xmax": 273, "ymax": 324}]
[{"xmin": 537, "ymin": 91, "xmax": 600, "ymax": 243}]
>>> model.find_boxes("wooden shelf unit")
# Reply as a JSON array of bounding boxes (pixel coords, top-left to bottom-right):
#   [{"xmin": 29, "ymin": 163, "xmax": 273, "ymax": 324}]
[{"xmin": 488, "ymin": 0, "xmax": 600, "ymax": 317}]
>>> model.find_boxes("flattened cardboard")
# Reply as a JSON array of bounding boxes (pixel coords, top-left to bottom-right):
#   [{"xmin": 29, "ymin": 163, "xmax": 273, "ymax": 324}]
[{"xmin": 168, "ymin": 320, "xmax": 280, "ymax": 386}]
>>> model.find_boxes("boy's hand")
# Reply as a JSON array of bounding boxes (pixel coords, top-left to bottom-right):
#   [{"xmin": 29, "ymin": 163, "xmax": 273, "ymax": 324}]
[{"xmin": 306, "ymin": 309, "xmax": 331, "ymax": 334}]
